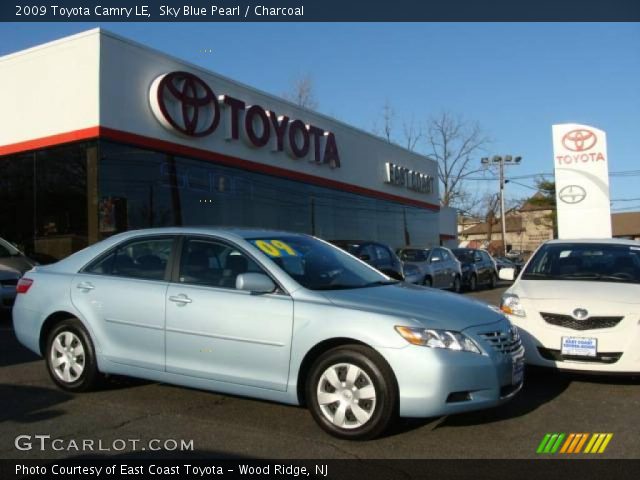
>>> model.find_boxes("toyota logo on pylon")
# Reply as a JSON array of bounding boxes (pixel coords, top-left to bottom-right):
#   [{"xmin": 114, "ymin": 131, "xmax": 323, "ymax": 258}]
[
  {"xmin": 562, "ymin": 129, "xmax": 597, "ymax": 152},
  {"xmin": 149, "ymin": 71, "xmax": 220, "ymax": 137}
]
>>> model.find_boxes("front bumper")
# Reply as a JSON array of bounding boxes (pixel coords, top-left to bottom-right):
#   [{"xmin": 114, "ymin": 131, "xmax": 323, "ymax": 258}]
[
  {"xmin": 377, "ymin": 324, "xmax": 524, "ymax": 418},
  {"xmin": 506, "ymin": 313, "xmax": 640, "ymax": 374}
]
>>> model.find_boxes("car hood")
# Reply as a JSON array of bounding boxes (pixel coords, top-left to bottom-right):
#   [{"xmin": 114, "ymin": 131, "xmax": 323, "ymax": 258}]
[
  {"xmin": 320, "ymin": 282, "xmax": 504, "ymax": 330},
  {"xmin": 0, "ymin": 256, "xmax": 35, "ymax": 275},
  {"xmin": 515, "ymin": 280, "xmax": 640, "ymax": 305}
]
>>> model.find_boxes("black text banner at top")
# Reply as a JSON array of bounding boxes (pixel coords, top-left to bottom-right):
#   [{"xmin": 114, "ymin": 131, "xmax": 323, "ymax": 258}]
[{"xmin": 4, "ymin": 0, "xmax": 640, "ymax": 22}]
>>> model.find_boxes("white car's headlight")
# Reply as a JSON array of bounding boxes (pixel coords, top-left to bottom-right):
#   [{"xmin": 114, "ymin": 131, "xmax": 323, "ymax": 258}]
[
  {"xmin": 395, "ymin": 326, "xmax": 481, "ymax": 354},
  {"xmin": 500, "ymin": 293, "xmax": 526, "ymax": 317}
]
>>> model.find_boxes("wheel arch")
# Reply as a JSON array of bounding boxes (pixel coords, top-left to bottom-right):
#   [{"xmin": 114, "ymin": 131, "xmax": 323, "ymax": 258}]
[
  {"xmin": 39, "ymin": 311, "xmax": 90, "ymax": 356},
  {"xmin": 295, "ymin": 337, "xmax": 398, "ymax": 407}
]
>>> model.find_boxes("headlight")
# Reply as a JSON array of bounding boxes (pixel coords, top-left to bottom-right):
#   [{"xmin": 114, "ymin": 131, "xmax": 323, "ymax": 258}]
[
  {"xmin": 395, "ymin": 326, "xmax": 481, "ymax": 354},
  {"xmin": 500, "ymin": 293, "xmax": 526, "ymax": 317}
]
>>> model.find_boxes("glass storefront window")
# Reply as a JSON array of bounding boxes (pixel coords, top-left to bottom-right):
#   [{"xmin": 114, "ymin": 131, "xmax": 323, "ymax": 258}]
[{"xmin": 1, "ymin": 139, "xmax": 439, "ymax": 262}]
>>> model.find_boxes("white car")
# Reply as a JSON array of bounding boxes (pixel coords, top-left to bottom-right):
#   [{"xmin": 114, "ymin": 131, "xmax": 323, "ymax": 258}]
[{"xmin": 499, "ymin": 239, "xmax": 640, "ymax": 373}]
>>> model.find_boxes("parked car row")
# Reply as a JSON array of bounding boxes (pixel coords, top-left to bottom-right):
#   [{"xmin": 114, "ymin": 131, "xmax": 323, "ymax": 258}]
[{"xmin": 11, "ymin": 229, "xmax": 636, "ymax": 440}]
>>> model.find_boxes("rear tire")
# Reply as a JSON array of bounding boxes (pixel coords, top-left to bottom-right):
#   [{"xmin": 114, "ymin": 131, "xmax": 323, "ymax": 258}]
[
  {"xmin": 306, "ymin": 345, "xmax": 397, "ymax": 440},
  {"xmin": 45, "ymin": 318, "xmax": 101, "ymax": 392},
  {"xmin": 489, "ymin": 273, "xmax": 497, "ymax": 289}
]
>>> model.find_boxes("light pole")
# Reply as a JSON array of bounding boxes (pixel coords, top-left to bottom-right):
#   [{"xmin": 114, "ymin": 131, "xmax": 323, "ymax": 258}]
[{"xmin": 481, "ymin": 155, "xmax": 522, "ymax": 256}]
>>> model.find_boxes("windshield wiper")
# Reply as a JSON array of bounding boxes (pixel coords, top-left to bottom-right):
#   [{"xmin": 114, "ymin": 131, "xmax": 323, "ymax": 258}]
[{"xmin": 362, "ymin": 280, "xmax": 399, "ymax": 287}]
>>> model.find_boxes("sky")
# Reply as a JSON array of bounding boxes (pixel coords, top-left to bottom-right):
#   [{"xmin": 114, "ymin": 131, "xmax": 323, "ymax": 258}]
[{"xmin": 1, "ymin": 22, "xmax": 639, "ymax": 211}]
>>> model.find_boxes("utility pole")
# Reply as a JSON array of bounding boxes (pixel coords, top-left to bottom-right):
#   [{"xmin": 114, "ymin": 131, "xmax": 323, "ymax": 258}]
[{"xmin": 481, "ymin": 155, "xmax": 522, "ymax": 256}]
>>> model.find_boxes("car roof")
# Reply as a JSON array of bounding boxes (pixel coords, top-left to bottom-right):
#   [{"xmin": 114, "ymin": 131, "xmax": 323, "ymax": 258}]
[
  {"xmin": 545, "ymin": 238, "xmax": 640, "ymax": 246},
  {"xmin": 111, "ymin": 226, "xmax": 310, "ymax": 240}
]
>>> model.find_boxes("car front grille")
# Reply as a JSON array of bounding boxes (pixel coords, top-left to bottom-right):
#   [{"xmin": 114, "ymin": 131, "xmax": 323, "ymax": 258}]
[
  {"xmin": 538, "ymin": 347, "xmax": 622, "ymax": 364},
  {"xmin": 540, "ymin": 312, "xmax": 623, "ymax": 331},
  {"xmin": 478, "ymin": 329, "xmax": 522, "ymax": 355}
]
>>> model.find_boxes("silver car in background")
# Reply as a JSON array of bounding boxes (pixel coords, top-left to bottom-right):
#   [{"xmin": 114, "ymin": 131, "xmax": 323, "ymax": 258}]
[
  {"xmin": 14, "ymin": 228, "xmax": 522, "ymax": 440},
  {"xmin": 398, "ymin": 246, "xmax": 462, "ymax": 292}
]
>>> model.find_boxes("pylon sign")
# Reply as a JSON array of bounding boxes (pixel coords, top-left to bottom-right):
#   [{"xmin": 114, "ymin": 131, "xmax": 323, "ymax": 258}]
[{"xmin": 552, "ymin": 124, "xmax": 612, "ymax": 239}]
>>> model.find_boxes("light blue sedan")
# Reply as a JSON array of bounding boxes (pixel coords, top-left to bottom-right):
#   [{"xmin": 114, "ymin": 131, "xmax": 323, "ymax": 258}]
[{"xmin": 13, "ymin": 228, "xmax": 524, "ymax": 439}]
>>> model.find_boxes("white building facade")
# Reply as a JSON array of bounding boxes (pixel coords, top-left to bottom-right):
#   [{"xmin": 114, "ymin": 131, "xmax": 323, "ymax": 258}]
[{"xmin": 0, "ymin": 29, "xmax": 457, "ymax": 261}]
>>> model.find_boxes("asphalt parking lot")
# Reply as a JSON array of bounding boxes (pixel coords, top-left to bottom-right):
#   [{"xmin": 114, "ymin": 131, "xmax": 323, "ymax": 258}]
[{"xmin": 1, "ymin": 284, "xmax": 638, "ymax": 459}]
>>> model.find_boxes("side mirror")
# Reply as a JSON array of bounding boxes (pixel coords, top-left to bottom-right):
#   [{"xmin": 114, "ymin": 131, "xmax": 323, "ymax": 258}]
[
  {"xmin": 499, "ymin": 268, "xmax": 515, "ymax": 281},
  {"xmin": 236, "ymin": 273, "xmax": 276, "ymax": 294},
  {"xmin": 359, "ymin": 254, "xmax": 371, "ymax": 261}
]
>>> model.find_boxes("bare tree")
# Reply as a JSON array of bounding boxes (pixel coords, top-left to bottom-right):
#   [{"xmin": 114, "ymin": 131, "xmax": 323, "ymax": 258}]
[
  {"xmin": 283, "ymin": 73, "xmax": 318, "ymax": 110},
  {"xmin": 372, "ymin": 99, "xmax": 395, "ymax": 143},
  {"xmin": 426, "ymin": 111, "xmax": 491, "ymax": 208},
  {"xmin": 402, "ymin": 115, "xmax": 423, "ymax": 152}
]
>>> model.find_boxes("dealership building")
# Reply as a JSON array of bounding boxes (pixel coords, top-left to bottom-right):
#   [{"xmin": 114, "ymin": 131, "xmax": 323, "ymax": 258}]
[{"xmin": 0, "ymin": 29, "xmax": 456, "ymax": 261}]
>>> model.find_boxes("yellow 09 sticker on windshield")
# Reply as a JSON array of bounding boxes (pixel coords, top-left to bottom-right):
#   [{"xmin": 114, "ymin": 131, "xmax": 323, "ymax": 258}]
[{"xmin": 252, "ymin": 240, "xmax": 298, "ymax": 257}]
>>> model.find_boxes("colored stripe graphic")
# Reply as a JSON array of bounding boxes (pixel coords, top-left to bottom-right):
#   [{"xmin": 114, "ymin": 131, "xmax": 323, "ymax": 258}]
[
  {"xmin": 537, "ymin": 433, "xmax": 613, "ymax": 454},
  {"xmin": 585, "ymin": 434, "xmax": 614, "ymax": 454},
  {"xmin": 537, "ymin": 433, "xmax": 565, "ymax": 454}
]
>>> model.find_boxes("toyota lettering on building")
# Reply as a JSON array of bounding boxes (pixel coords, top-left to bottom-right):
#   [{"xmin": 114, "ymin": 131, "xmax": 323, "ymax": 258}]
[{"xmin": 150, "ymin": 71, "xmax": 341, "ymax": 168}]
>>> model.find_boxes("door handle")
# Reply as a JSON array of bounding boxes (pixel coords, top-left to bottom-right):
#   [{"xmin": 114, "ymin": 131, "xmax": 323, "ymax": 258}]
[
  {"xmin": 169, "ymin": 294, "xmax": 192, "ymax": 305},
  {"xmin": 76, "ymin": 282, "xmax": 95, "ymax": 291}
]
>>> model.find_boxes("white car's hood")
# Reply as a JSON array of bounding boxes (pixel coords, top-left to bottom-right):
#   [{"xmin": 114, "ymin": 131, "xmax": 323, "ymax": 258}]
[{"xmin": 515, "ymin": 280, "xmax": 640, "ymax": 305}]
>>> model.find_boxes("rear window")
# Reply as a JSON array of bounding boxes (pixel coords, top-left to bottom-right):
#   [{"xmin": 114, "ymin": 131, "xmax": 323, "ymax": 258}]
[
  {"xmin": 452, "ymin": 249, "xmax": 474, "ymax": 263},
  {"xmin": 522, "ymin": 243, "xmax": 640, "ymax": 284},
  {"xmin": 399, "ymin": 249, "xmax": 429, "ymax": 262}
]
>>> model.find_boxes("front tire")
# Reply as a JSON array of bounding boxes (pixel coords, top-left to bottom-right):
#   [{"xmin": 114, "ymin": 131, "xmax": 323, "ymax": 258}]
[
  {"xmin": 45, "ymin": 318, "xmax": 100, "ymax": 392},
  {"xmin": 468, "ymin": 274, "xmax": 478, "ymax": 292},
  {"xmin": 423, "ymin": 276, "xmax": 433, "ymax": 288},
  {"xmin": 306, "ymin": 345, "xmax": 397, "ymax": 440},
  {"xmin": 452, "ymin": 275, "xmax": 461, "ymax": 293}
]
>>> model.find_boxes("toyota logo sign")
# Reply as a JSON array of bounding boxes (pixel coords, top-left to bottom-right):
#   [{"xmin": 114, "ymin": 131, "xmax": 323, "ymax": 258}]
[
  {"xmin": 572, "ymin": 308, "xmax": 589, "ymax": 320},
  {"xmin": 148, "ymin": 71, "xmax": 342, "ymax": 168},
  {"xmin": 150, "ymin": 71, "xmax": 220, "ymax": 137},
  {"xmin": 562, "ymin": 129, "xmax": 597, "ymax": 152}
]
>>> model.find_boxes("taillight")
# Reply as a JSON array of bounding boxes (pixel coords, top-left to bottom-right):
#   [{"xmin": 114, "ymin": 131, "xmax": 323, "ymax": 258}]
[{"xmin": 16, "ymin": 278, "xmax": 33, "ymax": 294}]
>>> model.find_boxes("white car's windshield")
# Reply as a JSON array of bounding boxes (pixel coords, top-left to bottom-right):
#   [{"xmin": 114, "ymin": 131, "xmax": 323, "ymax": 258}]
[
  {"xmin": 246, "ymin": 235, "xmax": 396, "ymax": 290},
  {"xmin": 522, "ymin": 243, "xmax": 640, "ymax": 284}
]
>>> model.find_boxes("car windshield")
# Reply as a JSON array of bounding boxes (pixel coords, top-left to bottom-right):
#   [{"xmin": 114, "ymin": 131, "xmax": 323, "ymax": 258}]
[
  {"xmin": 399, "ymin": 249, "xmax": 429, "ymax": 262},
  {"xmin": 0, "ymin": 239, "xmax": 20, "ymax": 258},
  {"xmin": 246, "ymin": 235, "xmax": 396, "ymax": 290},
  {"xmin": 452, "ymin": 249, "xmax": 474, "ymax": 263},
  {"xmin": 522, "ymin": 243, "xmax": 640, "ymax": 284}
]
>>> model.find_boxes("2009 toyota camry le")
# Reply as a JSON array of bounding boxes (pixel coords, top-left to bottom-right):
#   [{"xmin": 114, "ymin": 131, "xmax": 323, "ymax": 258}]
[{"xmin": 13, "ymin": 228, "xmax": 524, "ymax": 439}]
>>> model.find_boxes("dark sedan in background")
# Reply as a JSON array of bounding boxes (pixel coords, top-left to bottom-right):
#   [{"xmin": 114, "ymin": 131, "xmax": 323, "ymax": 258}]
[
  {"xmin": 330, "ymin": 240, "xmax": 405, "ymax": 280},
  {"xmin": 0, "ymin": 238, "xmax": 37, "ymax": 313},
  {"xmin": 451, "ymin": 248, "xmax": 498, "ymax": 291}
]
